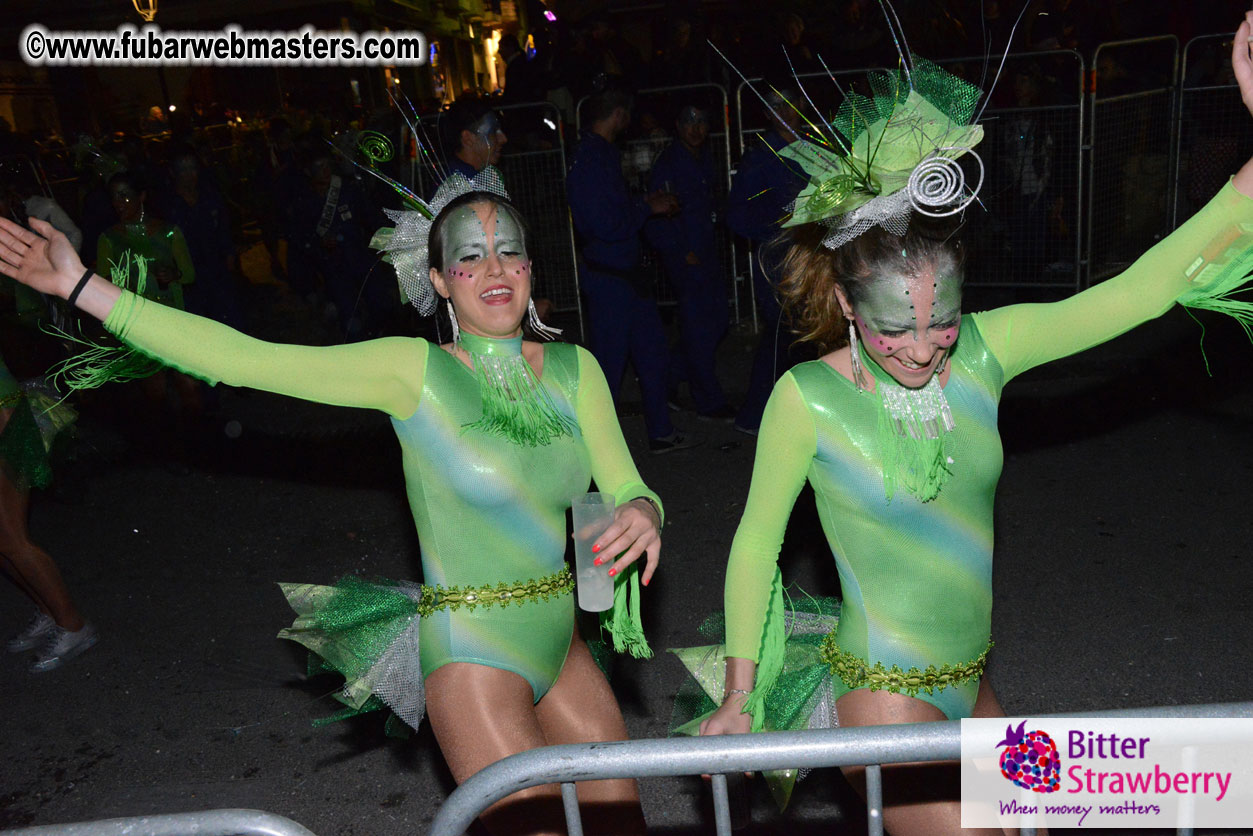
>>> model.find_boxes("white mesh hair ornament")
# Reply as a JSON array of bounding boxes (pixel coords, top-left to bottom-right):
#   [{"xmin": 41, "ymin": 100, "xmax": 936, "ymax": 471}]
[{"xmin": 369, "ymin": 166, "xmax": 510, "ymax": 315}]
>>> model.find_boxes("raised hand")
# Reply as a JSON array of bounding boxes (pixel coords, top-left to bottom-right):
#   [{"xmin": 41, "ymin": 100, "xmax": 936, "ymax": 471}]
[
  {"xmin": 1233, "ymin": 12, "xmax": 1253, "ymax": 117},
  {"xmin": 0, "ymin": 216, "xmax": 84, "ymax": 297}
]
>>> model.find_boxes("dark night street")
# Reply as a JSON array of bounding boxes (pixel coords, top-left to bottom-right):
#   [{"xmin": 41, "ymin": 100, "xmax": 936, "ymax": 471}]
[{"xmin": 2, "ymin": 294, "xmax": 1253, "ymax": 835}]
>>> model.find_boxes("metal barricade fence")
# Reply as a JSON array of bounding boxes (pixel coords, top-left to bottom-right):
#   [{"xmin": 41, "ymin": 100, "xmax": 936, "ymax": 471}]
[
  {"xmin": 1087, "ymin": 36, "xmax": 1180, "ymax": 285},
  {"xmin": 575, "ymin": 84, "xmax": 743, "ymax": 322},
  {"xmin": 405, "ymin": 102, "xmax": 584, "ymax": 334},
  {"xmin": 734, "ymin": 55, "xmax": 1085, "ymax": 293},
  {"xmin": 0, "ymin": 808, "xmax": 317, "ymax": 836},
  {"xmin": 733, "ymin": 68, "xmax": 888, "ymax": 330},
  {"xmin": 1173, "ymin": 32, "xmax": 1253, "ymax": 229},
  {"xmin": 429, "ymin": 701, "xmax": 1253, "ymax": 836},
  {"xmin": 937, "ymin": 51, "xmax": 1085, "ymax": 291}
]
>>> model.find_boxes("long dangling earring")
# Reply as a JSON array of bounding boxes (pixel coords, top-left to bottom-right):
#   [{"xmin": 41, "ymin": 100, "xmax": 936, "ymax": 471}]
[
  {"xmin": 447, "ymin": 300, "xmax": 461, "ymax": 348},
  {"xmin": 527, "ymin": 298, "xmax": 562, "ymax": 340},
  {"xmin": 847, "ymin": 318, "xmax": 865, "ymax": 391}
]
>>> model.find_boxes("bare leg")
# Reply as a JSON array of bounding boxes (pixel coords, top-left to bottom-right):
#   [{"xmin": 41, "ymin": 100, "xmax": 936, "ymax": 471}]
[
  {"xmin": 0, "ymin": 408, "xmax": 83, "ymax": 631},
  {"xmin": 424, "ymin": 630, "xmax": 645, "ymax": 836},
  {"xmin": 533, "ymin": 632, "xmax": 645, "ymax": 835},
  {"xmin": 835, "ymin": 682, "xmax": 1009, "ymax": 836},
  {"xmin": 426, "ymin": 662, "xmax": 569, "ymax": 836}
]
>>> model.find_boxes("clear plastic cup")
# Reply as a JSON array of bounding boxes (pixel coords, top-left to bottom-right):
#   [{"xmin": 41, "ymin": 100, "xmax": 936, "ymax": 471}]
[{"xmin": 571, "ymin": 492, "xmax": 616, "ymax": 612}]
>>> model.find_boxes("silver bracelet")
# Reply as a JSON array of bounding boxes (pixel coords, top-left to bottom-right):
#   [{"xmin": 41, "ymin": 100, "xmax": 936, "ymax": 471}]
[{"xmin": 724, "ymin": 688, "xmax": 751, "ymax": 698}]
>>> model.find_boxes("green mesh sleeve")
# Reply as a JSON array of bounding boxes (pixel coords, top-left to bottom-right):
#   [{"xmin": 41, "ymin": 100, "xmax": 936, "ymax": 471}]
[
  {"xmin": 573, "ymin": 345, "xmax": 663, "ymax": 519},
  {"xmin": 103, "ymin": 290, "xmax": 427, "ymax": 419},
  {"xmin": 972, "ymin": 180, "xmax": 1253, "ymax": 382},
  {"xmin": 724, "ymin": 372, "xmax": 817, "ymax": 663},
  {"xmin": 574, "ymin": 344, "xmax": 661, "ymax": 658}
]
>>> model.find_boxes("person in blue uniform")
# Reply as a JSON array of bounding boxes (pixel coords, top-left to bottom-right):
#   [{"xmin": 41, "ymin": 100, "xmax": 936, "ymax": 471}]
[
  {"xmin": 289, "ymin": 148, "xmax": 391, "ymax": 340},
  {"xmin": 159, "ymin": 146, "xmax": 244, "ymax": 331},
  {"xmin": 647, "ymin": 105, "xmax": 732, "ymax": 420},
  {"xmin": 725, "ymin": 87, "xmax": 808, "ymax": 433},
  {"xmin": 437, "ymin": 98, "xmax": 508, "ymax": 188},
  {"xmin": 567, "ymin": 86, "xmax": 698, "ymax": 453}
]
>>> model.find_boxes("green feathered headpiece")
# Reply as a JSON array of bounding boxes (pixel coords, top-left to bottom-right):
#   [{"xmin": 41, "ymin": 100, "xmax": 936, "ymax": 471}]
[{"xmin": 779, "ymin": 56, "xmax": 986, "ymax": 249}]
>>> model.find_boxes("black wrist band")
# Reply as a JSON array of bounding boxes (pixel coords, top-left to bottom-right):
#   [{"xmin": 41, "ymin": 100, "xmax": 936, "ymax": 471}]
[
  {"xmin": 631, "ymin": 495, "xmax": 662, "ymax": 527},
  {"xmin": 67, "ymin": 268, "xmax": 93, "ymax": 308}
]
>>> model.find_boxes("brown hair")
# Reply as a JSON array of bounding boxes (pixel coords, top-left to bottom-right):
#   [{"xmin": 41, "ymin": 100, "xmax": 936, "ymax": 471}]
[{"xmin": 776, "ymin": 218, "xmax": 965, "ymax": 354}]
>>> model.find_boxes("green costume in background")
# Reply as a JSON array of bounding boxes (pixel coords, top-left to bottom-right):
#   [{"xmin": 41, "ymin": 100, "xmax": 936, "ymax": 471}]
[
  {"xmin": 705, "ymin": 180, "xmax": 1253, "ymax": 730},
  {"xmin": 97, "ymin": 222, "xmax": 194, "ymax": 310},
  {"xmin": 103, "ymin": 294, "xmax": 659, "ymax": 728},
  {"xmin": 0, "ymin": 353, "xmax": 74, "ymax": 490}
]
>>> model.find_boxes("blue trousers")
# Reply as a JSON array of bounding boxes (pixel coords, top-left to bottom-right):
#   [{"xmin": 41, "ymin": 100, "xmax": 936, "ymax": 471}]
[
  {"xmin": 663, "ymin": 256, "xmax": 728, "ymax": 415},
  {"xmin": 580, "ymin": 267, "xmax": 674, "ymax": 440},
  {"xmin": 735, "ymin": 260, "xmax": 791, "ymax": 431}
]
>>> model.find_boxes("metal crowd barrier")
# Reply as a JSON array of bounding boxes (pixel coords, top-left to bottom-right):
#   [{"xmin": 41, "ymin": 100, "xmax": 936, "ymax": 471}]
[
  {"xmin": 1173, "ymin": 31, "xmax": 1253, "ymax": 229},
  {"xmin": 428, "ymin": 701, "xmax": 1253, "ymax": 836},
  {"xmin": 1087, "ymin": 35, "xmax": 1180, "ymax": 285},
  {"xmin": 937, "ymin": 50, "xmax": 1085, "ymax": 291},
  {"xmin": 575, "ymin": 83, "xmax": 744, "ymax": 322},
  {"xmin": 0, "ymin": 809, "xmax": 317, "ymax": 836},
  {"xmin": 733, "ymin": 67, "xmax": 887, "ymax": 330},
  {"xmin": 734, "ymin": 53, "xmax": 1085, "ymax": 293}
]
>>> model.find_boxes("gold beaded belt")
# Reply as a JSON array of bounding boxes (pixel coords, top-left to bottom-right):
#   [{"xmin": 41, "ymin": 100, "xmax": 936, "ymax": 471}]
[
  {"xmin": 819, "ymin": 633, "xmax": 993, "ymax": 698},
  {"xmin": 415, "ymin": 566, "xmax": 574, "ymax": 617}
]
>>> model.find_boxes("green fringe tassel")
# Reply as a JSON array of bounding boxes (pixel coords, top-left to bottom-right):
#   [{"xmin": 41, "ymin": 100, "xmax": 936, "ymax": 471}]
[
  {"xmin": 42, "ymin": 252, "xmax": 162, "ymax": 393},
  {"xmin": 743, "ymin": 570, "xmax": 787, "ymax": 733},
  {"xmin": 876, "ymin": 396, "xmax": 949, "ymax": 503},
  {"xmin": 1179, "ymin": 238, "xmax": 1253, "ymax": 374},
  {"xmin": 599, "ymin": 564, "xmax": 652, "ymax": 659},
  {"xmin": 461, "ymin": 351, "xmax": 579, "ymax": 447}
]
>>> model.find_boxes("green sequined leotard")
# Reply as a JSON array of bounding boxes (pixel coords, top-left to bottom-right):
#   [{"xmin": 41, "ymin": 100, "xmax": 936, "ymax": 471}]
[
  {"xmin": 726, "ymin": 181, "xmax": 1253, "ymax": 720},
  {"xmin": 103, "ymin": 295, "xmax": 660, "ymax": 701}
]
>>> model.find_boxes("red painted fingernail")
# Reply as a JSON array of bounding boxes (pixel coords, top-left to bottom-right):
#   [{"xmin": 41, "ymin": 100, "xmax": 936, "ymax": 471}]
[
  {"xmin": 592, "ymin": 544, "xmax": 601, "ymax": 554},
  {"xmin": 608, "ymin": 568, "xmax": 617, "ymax": 577},
  {"xmin": 643, "ymin": 578, "xmax": 650, "ymax": 587},
  {"xmin": 593, "ymin": 557, "xmax": 603, "ymax": 566}
]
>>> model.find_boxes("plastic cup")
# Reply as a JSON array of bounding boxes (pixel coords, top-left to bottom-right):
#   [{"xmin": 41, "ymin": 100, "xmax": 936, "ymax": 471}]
[{"xmin": 571, "ymin": 492, "xmax": 616, "ymax": 612}]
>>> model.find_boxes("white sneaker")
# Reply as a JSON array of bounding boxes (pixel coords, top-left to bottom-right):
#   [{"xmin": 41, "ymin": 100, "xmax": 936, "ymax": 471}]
[
  {"xmin": 6, "ymin": 611, "xmax": 55, "ymax": 653},
  {"xmin": 30, "ymin": 623, "xmax": 98, "ymax": 673}
]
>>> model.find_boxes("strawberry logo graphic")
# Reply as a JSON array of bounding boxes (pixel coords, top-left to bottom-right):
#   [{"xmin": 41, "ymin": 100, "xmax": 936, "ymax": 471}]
[{"xmin": 995, "ymin": 720, "xmax": 1061, "ymax": 793}]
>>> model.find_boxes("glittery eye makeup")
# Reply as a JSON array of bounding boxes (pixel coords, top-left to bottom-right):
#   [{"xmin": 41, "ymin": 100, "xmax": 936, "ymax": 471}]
[{"xmin": 438, "ymin": 203, "xmax": 530, "ymax": 281}]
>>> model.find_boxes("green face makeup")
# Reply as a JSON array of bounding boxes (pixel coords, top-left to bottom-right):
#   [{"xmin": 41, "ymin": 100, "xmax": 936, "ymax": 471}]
[
  {"xmin": 849, "ymin": 261, "xmax": 963, "ymax": 388},
  {"xmin": 852, "ymin": 265, "xmax": 962, "ymax": 337},
  {"xmin": 438, "ymin": 202, "xmax": 529, "ymax": 282}
]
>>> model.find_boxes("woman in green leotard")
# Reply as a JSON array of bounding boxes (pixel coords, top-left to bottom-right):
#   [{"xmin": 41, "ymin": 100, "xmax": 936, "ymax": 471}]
[
  {"xmin": 0, "ymin": 191, "xmax": 660, "ymax": 836},
  {"xmin": 699, "ymin": 17, "xmax": 1253, "ymax": 836}
]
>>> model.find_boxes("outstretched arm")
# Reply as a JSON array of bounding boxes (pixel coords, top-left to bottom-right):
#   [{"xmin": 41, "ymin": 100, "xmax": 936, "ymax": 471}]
[
  {"xmin": 976, "ymin": 12, "xmax": 1253, "ymax": 382},
  {"xmin": 701, "ymin": 372, "xmax": 816, "ymax": 736},
  {"xmin": 0, "ymin": 217, "xmax": 425, "ymax": 419}
]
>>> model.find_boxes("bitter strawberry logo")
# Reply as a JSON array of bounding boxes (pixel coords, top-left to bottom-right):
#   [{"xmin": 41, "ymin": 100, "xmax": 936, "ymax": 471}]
[{"xmin": 996, "ymin": 720, "xmax": 1061, "ymax": 793}]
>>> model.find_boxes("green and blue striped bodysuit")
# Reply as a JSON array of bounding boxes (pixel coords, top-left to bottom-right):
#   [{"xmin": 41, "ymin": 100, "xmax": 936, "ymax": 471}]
[
  {"xmin": 725, "ymin": 180, "xmax": 1253, "ymax": 720},
  {"xmin": 103, "ymin": 296, "xmax": 660, "ymax": 701}
]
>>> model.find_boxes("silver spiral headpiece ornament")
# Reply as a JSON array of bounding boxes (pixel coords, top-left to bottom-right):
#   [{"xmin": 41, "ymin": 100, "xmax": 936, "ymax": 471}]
[
  {"xmin": 907, "ymin": 148, "xmax": 984, "ymax": 218},
  {"xmin": 369, "ymin": 166, "xmax": 510, "ymax": 315}
]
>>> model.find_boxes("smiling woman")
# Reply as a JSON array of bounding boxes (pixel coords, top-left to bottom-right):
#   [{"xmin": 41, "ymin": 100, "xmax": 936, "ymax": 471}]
[
  {"xmin": 692, "ymin": 13, "xmax": 1253, "ymax": 836},
  {"xmin": 0, "ymin": 180, "xmax": 661, "ymax": 836}
]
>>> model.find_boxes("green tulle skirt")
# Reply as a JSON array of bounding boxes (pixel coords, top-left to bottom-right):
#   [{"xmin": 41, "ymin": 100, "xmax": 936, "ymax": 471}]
[
  {"xmin": 669, "ymin": 594, "xmax": 841, "ymax": 809},
  {"xmin": 0, "ymin": 387, "xmax": 76, "ymax": 490}
]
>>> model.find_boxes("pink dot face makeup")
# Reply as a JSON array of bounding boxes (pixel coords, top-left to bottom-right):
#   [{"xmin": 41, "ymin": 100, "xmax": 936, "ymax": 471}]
[
  {"xmin": 849, "ymin": 262, "xmax": 963, "ymax": 388},
  {"xmin": 435, "ymin": 201, "xmax": 532, "ymax": 336},
  {"xmin": 438, "ymin": 203, "xmax": 530, "ymax": 283}
]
